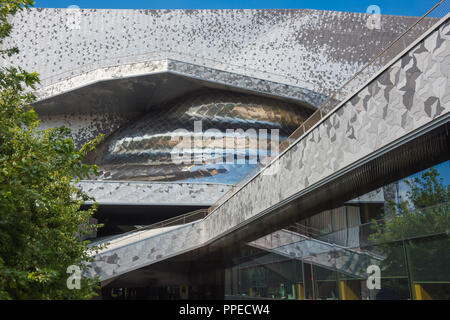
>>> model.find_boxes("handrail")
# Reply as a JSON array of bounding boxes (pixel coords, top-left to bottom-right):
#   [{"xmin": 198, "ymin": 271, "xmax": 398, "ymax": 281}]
[
  {"xmin": 88, "ymin": 208, "xmax": 208, "ymax": 246},
  {"xmin": 206, "ymin": 0, "xmax": 448, "ymax": 215},
  {"xmin": 271, "ymin": 201, "xmax": 449, "ymax": 249},
  {"xmin": 36, "ymin": 50, "xmax": 316, "ymax": 93}
]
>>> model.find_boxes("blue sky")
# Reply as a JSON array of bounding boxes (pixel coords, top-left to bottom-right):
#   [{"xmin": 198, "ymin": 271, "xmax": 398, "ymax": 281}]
[
  {"xmin": 398, "ymin": 161, "xmax": 450, "ymax": 205},
  {"xmin": 34, "ymin": 0, "xmax": 445, "ymax": 17}
]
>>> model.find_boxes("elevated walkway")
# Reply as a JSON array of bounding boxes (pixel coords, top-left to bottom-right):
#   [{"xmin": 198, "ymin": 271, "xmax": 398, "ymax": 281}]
[{"xmin": 86, "ymin": 13, "xmax": 450, "ymax": 282}]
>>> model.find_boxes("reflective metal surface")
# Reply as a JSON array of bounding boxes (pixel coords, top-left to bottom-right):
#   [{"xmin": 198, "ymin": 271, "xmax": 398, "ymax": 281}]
[{"xmin": 86, "ymin": 90, "xmax": 313, "ymax": 183}]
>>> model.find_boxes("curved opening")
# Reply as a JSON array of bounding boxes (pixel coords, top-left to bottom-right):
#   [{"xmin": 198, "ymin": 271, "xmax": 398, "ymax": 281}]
[{"xmin": 85, "ymin": 89, "xmax": 315, "ymax": 184}]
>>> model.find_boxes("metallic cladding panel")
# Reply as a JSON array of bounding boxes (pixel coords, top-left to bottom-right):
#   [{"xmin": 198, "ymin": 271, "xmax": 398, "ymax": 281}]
[
  {"xmin": 86, "ymin": 90, "xmax": 313, "ymax": 183},
  {"xmin": 4, "ymin": 9, "xmax": 435, "ymax": 102},
  {"xmin": 86, "ymin": 18, "xmax": 450, "ymax": 281},
  {"xmin": 76, "ymin": 181, "xmax": 232, "ymax": 206},
  {"xmin": 202, "ymin": 18, "xmax": 450, "ymax": 244}
]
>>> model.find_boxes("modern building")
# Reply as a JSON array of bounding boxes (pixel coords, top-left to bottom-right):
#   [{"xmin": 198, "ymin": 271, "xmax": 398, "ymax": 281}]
[{"xmin": 4, "ymin": 5, "xmax": 449, "ymax": 299}]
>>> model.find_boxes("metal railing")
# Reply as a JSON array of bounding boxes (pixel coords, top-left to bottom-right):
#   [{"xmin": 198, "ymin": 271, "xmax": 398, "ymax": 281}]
[
  {"xmin": 88, "ymin": 208, "xmax": 208, "ymax": 247},
  {"xmin": 246, "ymin": 202, "xmax": 449, "ymax": 280},
  {"xmin": 282, "ymin": 201, "xmax": 449, "ymax": 248},
  {"xmin": 206, "ymin": 0, "xmax": 449, "ymax": 215},
  {"xmin": 88, "ymin": 1, "xmax": 449, "ymax": 248},
  {"xmin": 37, "ymin": 50, "xmax": 315, "ymax": 93}
]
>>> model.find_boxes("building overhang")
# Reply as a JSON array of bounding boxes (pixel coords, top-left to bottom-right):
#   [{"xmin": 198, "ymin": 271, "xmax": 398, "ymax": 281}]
[
  {"xmin": 33, "ymin": 58, "xmax": 322, "ymax": 116},
  {"xmin": 77, "ymin": 180, "xmax": 232, "ymax": 206}
]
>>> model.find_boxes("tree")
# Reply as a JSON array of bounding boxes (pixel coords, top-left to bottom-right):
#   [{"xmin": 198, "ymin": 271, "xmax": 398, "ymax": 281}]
[
  {"xmin": 369, "ymin": 166, "xmax": 449, "ymax": 296},
  {"xmin": 0, "ymin": 0, "xmax": 103, "ymax": 299},
  {"xmin": 370, "ymin": 167, "xmax": 449, "ymax": 243}
]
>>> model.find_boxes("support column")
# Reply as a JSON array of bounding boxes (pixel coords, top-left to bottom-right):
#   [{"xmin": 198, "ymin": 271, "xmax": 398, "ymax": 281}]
[
  {"xmin": 414, "ymin": 284, "xmax": 432, "ymax": 300},
  {"xmin": 339, "ymin": 281, "xmax": 360, "ymax": 300},
  {"xmin": 297, "ymin": 283, "xmax": 304, "ymax": 300}
]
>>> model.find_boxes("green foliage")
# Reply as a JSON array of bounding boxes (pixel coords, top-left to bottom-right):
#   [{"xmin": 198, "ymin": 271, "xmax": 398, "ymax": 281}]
[
  {"xmin": 0, "ymin": 0, "xmax": 104, "ymax": 299},
  {"xmin": 370, "ymin": 167, "xmax": 449, "ymax": 244},
  {"xmin": 369, "ymin": 166, "xmax": 450, "ymax": 281},
  {"xmin": 0, "ymin": 1, "xmax": 34, "ymax": 58}
]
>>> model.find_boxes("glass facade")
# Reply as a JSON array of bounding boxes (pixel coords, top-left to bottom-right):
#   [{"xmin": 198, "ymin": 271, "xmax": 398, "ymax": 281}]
[{"xmin": 226, "ymin": 160, "xmax": 450, "ymax": 300}]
